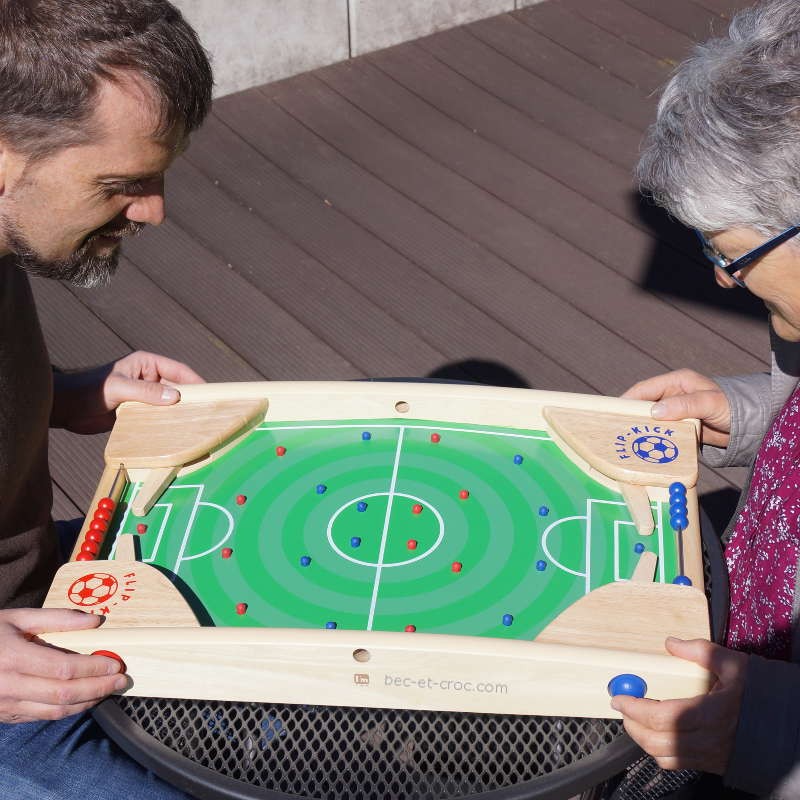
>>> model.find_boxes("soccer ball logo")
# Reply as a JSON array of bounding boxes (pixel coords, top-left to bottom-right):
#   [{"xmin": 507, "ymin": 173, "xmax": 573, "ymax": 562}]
[
  {"xmin": 632, "ymin": 435, "xmax": 678, "ymax": 464},
  {"xmin": 67, "ymin": 573, "xmax": 119, "ymax": 607}
]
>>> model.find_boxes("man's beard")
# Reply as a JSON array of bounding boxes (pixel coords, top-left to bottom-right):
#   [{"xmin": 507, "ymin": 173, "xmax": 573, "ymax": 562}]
[{"xmin": 4, "ymin": 217, "xmax": 144, "ymax": 288}]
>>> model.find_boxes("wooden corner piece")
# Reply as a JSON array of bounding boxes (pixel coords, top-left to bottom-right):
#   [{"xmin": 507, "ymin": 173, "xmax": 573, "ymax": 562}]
[{"xmin": 542, "ymin": 407, "xmax": 698, "ymax": 488}]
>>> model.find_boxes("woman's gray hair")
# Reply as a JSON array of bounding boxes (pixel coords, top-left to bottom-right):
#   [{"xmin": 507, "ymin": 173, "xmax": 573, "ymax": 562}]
[{"xmin": 637, "ymin": 0, "xmax": 800, "ymax": 236}]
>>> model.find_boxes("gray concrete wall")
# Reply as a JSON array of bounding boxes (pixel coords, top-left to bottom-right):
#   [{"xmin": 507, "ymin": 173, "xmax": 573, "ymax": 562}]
[{"xmin": 174, "ymin": 0, "xmax": 544, "ymax": 98}]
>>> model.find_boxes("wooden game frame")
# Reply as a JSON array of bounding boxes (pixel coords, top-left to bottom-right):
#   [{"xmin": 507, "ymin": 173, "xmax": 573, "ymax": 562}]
[{"xmin": 41, "ymin": 382, "xmax": 712, "ymax": 718}]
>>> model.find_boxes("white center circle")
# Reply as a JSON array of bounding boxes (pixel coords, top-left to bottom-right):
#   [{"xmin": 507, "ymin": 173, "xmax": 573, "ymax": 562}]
[{"xmin": 326, "ymin": 492, "xmax": 445, "ymax": 567}]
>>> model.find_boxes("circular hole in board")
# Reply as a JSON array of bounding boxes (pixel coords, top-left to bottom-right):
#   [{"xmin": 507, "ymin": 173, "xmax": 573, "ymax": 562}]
[
  {"xmin": 352, "ymin": 648, "xmax": 371, "ymax": 663},
  {"xmin": 395, "ymin": 401, "xmax": 410, "ymax": 414}
]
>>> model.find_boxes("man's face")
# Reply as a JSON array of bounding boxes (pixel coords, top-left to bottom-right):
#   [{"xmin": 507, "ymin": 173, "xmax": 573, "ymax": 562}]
[{"xmin": 0, "ymin": 77, "xmax": 183, "ymax": 287}]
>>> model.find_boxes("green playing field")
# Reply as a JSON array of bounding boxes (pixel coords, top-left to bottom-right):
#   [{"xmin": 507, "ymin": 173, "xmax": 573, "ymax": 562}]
[{"xmin": 108, "ymin": 418, "xmax": 681, "ymax": 640}]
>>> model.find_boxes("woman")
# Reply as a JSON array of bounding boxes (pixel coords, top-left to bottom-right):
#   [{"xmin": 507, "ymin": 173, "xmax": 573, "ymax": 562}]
[{"xmin": 615, "ymin": 1, "xmax": 800, "ymax": 797}]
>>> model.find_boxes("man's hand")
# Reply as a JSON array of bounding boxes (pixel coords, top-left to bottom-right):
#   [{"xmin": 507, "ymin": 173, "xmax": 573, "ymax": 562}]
[
  {"xmin": 611, "ymin": 638, "xmax": 747, "ymax": 774},
  {"xmin": 0, "ymin": 608, "xmax": 127, "ymax": 723},
  {"xmin": 51, "ymin": 351, "xmax": 204, "ymax": 434},
  {"xmin": 622, "ymin": 369, "xmax": 731, "ymax": 448}
]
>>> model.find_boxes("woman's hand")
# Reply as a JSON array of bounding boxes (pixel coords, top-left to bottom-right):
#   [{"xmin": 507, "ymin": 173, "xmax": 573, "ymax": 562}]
[
  {"xmin": 51, "ymin": 351, "xmax": 204, "ymax": 434},
  {"xmin": 611, "ymin": 638, "xmax": 747, "ymax": 773},
  {"xmin": 622, "ymin": 369, "xmax": 731, "ymax": 448}
]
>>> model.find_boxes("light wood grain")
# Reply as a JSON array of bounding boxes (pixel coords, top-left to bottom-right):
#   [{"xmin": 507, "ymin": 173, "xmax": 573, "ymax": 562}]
[
  {"xmin": 535, "ymin": 581, "xmax": 709, "ymax": 653},
  {"xmin": 43, "ymin": 551, "xmax": 200, "ymax": 629},
  {"xmin": 543, "ymin": 407, "xmax": 699, "ymax": 488},
  {"xmin": 106, "ymin": 397, "xmax": 267, "ymax": 468},
  {"xmin": 39, "ymin": 626, "xmax": 711, "ymax": 718}
]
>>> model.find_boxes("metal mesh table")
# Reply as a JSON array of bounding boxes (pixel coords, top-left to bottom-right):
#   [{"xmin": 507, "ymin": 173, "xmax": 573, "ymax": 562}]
[{"xmin": 92, "ymin": 508, "xmax": 727, "ymax": 800}]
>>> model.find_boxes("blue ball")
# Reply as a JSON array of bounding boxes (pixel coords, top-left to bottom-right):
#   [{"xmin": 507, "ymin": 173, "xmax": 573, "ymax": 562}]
[
  {"xmin": 670, "ymin": 513, "xmax": 688, "ymax": 531},
  {"xmin": 502, "ymin": 613, "xmax": 514, "ymax": 627},
  {"xmin": 350, "ymin": 537, "xmax": 361, "ymax": 548},
  {"xmin": 535, "ymin": 560, "xmax": 547, "ymax": 571},
  {"xmin": 316, "ymin": 484, "xmax": 327, "ymax": 495},
  {"xmin": 538, "ymin": 506, "xmax": 549, "ymax": 517},
  {"xmin": 513, "ymin": 454, "xmax": 523, "ymax": 465},
  {"xmin": 357, "ymin": 501, "xmax": 368, "ymax": 512},
  {"xmin": 634, "ymin": 542, "xmax": 645, "ymax": 554},
  {"xmin": 325, "ymin": 621, "xmax": 337, "ymax": 630},
  {"xmin": 607, "ymin": 673, "xmax": 647, "ymax": 698},
  {"xmin": 672, "ymin": 574, "xmax": 692, "ymax": 586},
  {"xmin": 300, "ymin": 555, "xmax": 311, "ymax": 567},
  {"xmin": 362, "ymin": 431, "xmax": 371, "ymax": 441},
  {"xmin": 669, "ymin": 482, "xmax": 687, "ymax": 497},
  {"xmin": 669, "ymin": 495, "xmax": 688, "ymax": 510}
]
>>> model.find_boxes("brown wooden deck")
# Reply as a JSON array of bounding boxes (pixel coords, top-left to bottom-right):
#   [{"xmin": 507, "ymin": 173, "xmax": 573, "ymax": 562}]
[{"xmin": 39, "ymin": 0, "xmax": 762, "ymax": 531}]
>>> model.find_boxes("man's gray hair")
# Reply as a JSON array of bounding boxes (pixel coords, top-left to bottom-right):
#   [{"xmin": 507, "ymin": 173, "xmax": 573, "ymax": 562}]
[{"xmin": 637, "ymin": 0, "xmax": 800, "ymax": 236}]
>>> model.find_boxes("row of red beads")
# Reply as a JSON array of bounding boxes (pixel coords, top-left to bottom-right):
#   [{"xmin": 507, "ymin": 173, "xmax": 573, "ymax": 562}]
[{"xmin": 75, "ymin": 497, "xmax": 116, "ymax": 561}]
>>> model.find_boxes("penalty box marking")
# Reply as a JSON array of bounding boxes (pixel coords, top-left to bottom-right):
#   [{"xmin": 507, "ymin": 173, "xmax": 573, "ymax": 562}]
[
  {"xmin": 542, "ymin": 499, "xmax": 669, "ymax": 594},
  {"xmin": 116, "ymin": 484, "xmax": 234, "ymax": 577}
]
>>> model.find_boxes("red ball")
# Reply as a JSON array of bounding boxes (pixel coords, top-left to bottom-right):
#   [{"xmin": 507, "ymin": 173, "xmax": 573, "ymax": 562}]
[
  {"xmin": 430, "ymin": 433, "xmax": 441, "ymax": 443},
  {"xmin": 412, "ymin": 504, "xmax": 423, "ymax": 515},
  {"xmin": 98, "ymin": 497, "xmax": 116, "ymax": 511},
  {"xmin": 81, "ymin": 540, "xmax": 99, "ymax": 555},
  {"xmin": 405, "ymin": 624, "xmax": 416, "ymax": 633},
  {"xmin": 221, "ymin": 548, "xmax": 233, "ymax": 559},
  {"xmin": 235, "ymin": 494, "xmax": 247, "ymax": 506},
  {"xmin": 407, "ymin": 539, "xmax": 418, "ymax": 550},
  {"xmin": 235, "ymin": 602, "xmax": 248, "ymax": 615},
  {"xmin": 86, "ymin": 528, "xmax": 104, "ymax": 543},
  {"xmin": 93, "ymin": 508, "xmax": 112, "ymax": 523},
  {"xmin": 276, "ymin": 446, "xmax": 286, "ymax": 456},
  {"xmin": 459, "ymin": 489, "xmax": 470, "ymax": 500},
  {"xmin": 89, "ymin": 519, "xmax": 108, "ymax": 534},
  {"xmin": 136, "ymin": 523, "xmax": 147, "ymax": 535},
  {"xmin": 76, "ymin": 552, "xmax": 94, "ymax": 561},
  {"xmin": 451, "ymin": 562, "xmax": 463, "ymax": 573}
]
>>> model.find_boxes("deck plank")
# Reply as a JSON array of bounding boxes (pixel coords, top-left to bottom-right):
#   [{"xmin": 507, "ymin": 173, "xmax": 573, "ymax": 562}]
[
  {"xmin": 185, "ymin": 112, "xmax": 592, "ymax": 392},
  {"xmin": 558, "ymin": 0, "xmax": 697, "ymax": 63},
  {"xmin": 467, "ymin": 13, "xmax": 657, "ymax": 130},
  {"xmin": 621, "ymin": 0, "xmax": 730, "ymax": 41},
  {"xmin": 122, "ymin": 219, "xmax": 362, "ymax": 381},
  {"xmin": 416, "ymin": 25, "xmax": 641, "ymax": 170},
  {"xmin": 510, "ymin": 3, "xmax": 671, "ymax": 93}
]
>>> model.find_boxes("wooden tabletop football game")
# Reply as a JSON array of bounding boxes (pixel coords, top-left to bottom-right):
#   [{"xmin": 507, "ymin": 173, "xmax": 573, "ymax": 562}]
[{"xmin": 42, "ymin": 382, "xmax": 712, "ymax": 719}]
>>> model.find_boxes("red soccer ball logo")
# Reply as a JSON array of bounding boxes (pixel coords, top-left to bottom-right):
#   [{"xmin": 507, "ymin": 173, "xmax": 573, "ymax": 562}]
[{"xmin": 67, "ymin": 573, "xmax": 119, "ymax": 607}]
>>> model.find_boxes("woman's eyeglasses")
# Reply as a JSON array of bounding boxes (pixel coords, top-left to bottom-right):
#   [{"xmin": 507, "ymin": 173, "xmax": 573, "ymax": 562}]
[{"xmin": 694, "ymin": 226, "xmax": 800, "ymax": 289}]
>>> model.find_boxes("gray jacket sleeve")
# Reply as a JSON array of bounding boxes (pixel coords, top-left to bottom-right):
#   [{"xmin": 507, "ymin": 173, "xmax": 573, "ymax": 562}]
[
  {"xmin": 724, "ymin": 656, "xmax": 800, "ymax": 798},
  {"xmin": 701, "ymin": 328, "xmax": 800, "ymax": 468}
]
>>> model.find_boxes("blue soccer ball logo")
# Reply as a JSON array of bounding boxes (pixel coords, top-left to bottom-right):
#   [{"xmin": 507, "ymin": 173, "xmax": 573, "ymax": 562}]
[{"xmin": 631, "ymin": 435, "xmax": 678, "ymax": 464}]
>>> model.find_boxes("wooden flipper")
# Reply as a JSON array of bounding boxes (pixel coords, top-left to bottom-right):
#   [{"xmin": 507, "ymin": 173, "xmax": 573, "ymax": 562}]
[{"xmin": 107, "ymin": 397, "xmax": 268, "ymax": 469}]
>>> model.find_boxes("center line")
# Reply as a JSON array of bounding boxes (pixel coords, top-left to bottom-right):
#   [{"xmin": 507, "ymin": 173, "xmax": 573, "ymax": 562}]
[{"xmin": 366, "ymin": 426, "xmax": 405, "ymax": 630}]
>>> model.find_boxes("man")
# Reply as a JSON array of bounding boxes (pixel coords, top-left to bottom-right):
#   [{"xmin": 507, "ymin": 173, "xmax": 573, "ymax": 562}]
[{"xmin": 0, "ymin": 1, "xmax": 212, "ymax": 796}]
